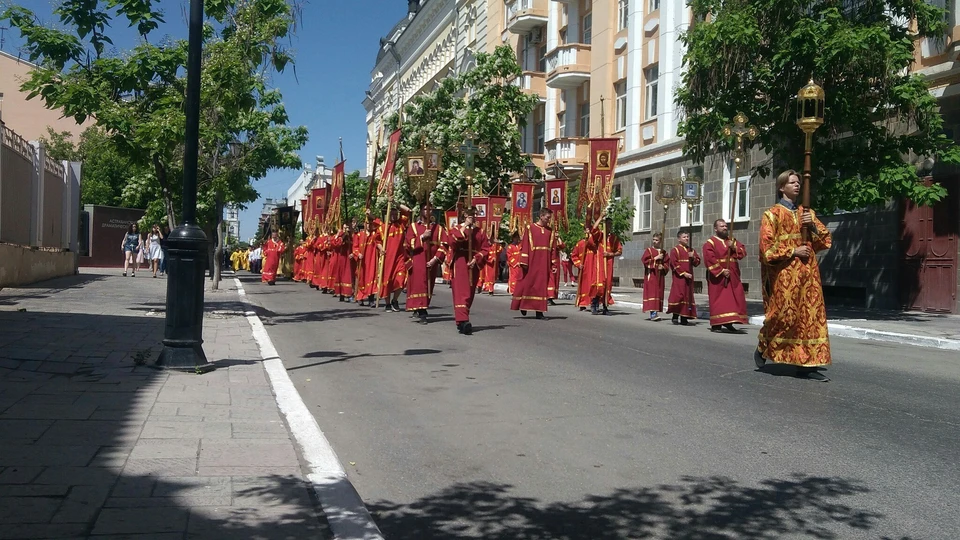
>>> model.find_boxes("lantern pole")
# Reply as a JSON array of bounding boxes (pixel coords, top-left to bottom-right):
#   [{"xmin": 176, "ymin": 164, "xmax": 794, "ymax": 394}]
[
  {"xmin": 721, "ymin": 112, "xmax": 757, "ymax": 242},
  {"xmin": 796, "ymin": 79, "xmax": 825, "ymax": 242}
]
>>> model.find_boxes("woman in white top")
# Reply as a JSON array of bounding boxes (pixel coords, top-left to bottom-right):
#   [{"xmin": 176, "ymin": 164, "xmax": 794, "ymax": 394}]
[{"xmin": 147, "ymin": 225, "xmax": 164, "ymax": 278}]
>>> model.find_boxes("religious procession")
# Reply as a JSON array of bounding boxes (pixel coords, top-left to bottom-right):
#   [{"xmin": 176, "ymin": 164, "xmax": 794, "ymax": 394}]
[{"xmin": 262, "ymin": 83, "xmax": 834, "ymax": 383}]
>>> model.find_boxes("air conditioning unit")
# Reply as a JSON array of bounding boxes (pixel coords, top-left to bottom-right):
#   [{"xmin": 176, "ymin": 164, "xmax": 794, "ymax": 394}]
[{"xmin": 529, "ymin": 27, "xmax": 543, "ymax": 45}]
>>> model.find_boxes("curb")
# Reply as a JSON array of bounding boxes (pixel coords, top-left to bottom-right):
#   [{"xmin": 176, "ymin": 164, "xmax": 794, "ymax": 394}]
[
  {"xmin": 234, "ymin": 279, "xmax": 384, "ymax": 540},
  {"xmin": 748, "ymin": 315, "xmax": 960, "ymax": 351}
]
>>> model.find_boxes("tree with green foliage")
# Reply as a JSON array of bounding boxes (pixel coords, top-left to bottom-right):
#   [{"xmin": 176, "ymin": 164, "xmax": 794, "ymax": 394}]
[
  {"xmin": 557, "ymin": 184, "xmax": 635, "ymax": 252},
  {"xmin": 373, "ymin": 46, "xmax": 538, "ymax": 213},
  {"xmin": 677, "ymin": 0, "xmax": 959, "ymax": 212},
  {"xmin": 41, "ymin": 127, "xmax": 147, "ymax": 208},
  {"xmin": 3, "ymin": 0, "xmax": 307, "ymax": 234}
]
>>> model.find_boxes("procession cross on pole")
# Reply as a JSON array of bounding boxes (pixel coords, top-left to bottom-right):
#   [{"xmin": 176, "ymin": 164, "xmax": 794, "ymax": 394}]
[
  {"xmin": 721, "ymin": 112, "xmax": 757, "ymax": 242},
  {"xmin": 454, "ymin": 131, "xmax": 489, "ymax": 261}
]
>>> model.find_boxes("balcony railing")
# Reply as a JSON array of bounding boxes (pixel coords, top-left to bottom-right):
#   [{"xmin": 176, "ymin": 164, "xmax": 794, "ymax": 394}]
[
  {"xmin": 545, "ymin": 44, "xmax": 591, "ymax": 89},
  {"xmin": 506, "ymin": 0, "xmax": 548, "ymax": 35},
  {"xmin": 544, "ymin": 137, "xmax": 588, "ymax": 165},
  {"xmin": 510, "ymin": 71, "xmax": 547, "ymax": 100}
]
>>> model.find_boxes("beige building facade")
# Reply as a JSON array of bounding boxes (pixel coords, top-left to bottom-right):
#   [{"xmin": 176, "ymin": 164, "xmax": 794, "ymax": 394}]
[{"xmin": 0, "ymin": 51, "xmax": 86, "ymax": 142}]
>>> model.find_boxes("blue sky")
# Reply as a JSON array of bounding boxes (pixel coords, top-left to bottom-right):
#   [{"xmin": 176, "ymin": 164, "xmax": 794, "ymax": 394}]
[{"xmin": 3, "ymin": 0, "xmax": 409, "ymax": 240}]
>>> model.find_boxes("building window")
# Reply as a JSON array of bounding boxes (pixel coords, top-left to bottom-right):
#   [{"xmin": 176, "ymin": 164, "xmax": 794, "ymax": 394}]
[
  {"xmin": 723, "ymin": 160, "xmax": 751, "ymax": 222},
  {"xmin": 539, "ymin": 43, "xmax": 547, "ymax": 72},
  {"xmin": 582, "ymin": 13, "xmax": 592, "ymax": 44},
  {"xmin": 618, "ymin": 0, "xmax": 629, "ymax": 30},
  {"xmin": 536, "ymin": 121, "xmax": 546, "ymax": 154},
  {"xmin": 644, "ymin": 65, "xmax": 659, "ymax": 120},
  {"xmin": 557, "ymin": 111, "xmax": 566, "ymax": 137},
  {"xmin": 679, "ymin": 200, "xmax": 704, "ymax": 227},
  {"xmin": 615, "ymin": 81, "xmax": 627, "ymax": 131},
  {"xmin": 634, "ymin": 178, "xmax": 652, "ymax": 232},
  {"xmin": 579, "ymin": 102, "xmax": 590, "ymax": 137},
  {"xmin": 613, "ymin": 183, "xmax": 622, "ymax": 200},
  {"xmin": 648, "ymin": 0, "xmax": 660, "ymax": 12}
]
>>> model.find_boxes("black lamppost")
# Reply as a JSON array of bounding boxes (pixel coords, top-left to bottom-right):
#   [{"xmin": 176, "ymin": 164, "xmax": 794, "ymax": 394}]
[
  {"xmin": 156, "ymin": 0, "xmax": 212, "ymax": 372},
  {"xmin": 524, "ymin": 159, "xmax": 537, "ymax": 183}
]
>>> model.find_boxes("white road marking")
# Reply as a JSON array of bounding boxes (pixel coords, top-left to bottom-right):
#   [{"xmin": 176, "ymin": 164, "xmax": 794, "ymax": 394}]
[{"xmin": 233, "ymin": 278, "xmax": 384, "ymax": 540}]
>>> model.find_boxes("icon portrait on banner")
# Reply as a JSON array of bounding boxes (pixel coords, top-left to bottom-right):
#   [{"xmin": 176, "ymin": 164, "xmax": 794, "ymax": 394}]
[
  {"xmin": 683, "ymin": 180, "xmax": 700, "ymax": 199},
  {"xmin": 448, "ymin": 216, "xmax": 459, "ymax": 229},
  {"xmin": 408, "ymin": 158, "xmax": 425, "ymax": 177},
  {"xmin": 475, "ymin": 204, "xmax": 487, "ymax": 218},
  {"xmin": 596, "ymin": 150, "xmax": 612, "ymax": 171},
  {"xmin": 493, "ymin": 203, "xmax": 504, "ymax": 217},
  {"xmin": 516, "ymin": 192, "xmax": 529, "ymax": 209},
  {"xmin": 658, "ymin": 181, "xmax": 677, "ymax": 202},
  {"xmin": 426, "ymin": 151, "xmax": 441, "ymax": 171},
  {"xmin": 550, "ymin": 188, "xmax": 562, "ymax": 206}
]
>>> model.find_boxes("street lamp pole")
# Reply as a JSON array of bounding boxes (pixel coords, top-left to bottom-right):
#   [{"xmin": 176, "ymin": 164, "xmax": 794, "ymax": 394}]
[{"xmin": 156, "ymin": 0, "xmax": 212, "ymax": 372}]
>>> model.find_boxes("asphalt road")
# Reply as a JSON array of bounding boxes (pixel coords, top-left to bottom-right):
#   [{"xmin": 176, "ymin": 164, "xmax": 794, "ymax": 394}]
[{"xmin": 240, "ymin": 275, "xmax": 960, "ymax": 540}]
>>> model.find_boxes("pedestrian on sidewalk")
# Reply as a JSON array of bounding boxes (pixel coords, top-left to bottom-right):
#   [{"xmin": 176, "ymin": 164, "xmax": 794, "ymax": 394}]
[
  {"xmin": 120, "ymin": 223, "xmax": 141, "ymax": 277},
  {"xmin": 667, "ymin": 230, "xmax": 700, "ymax": 325},
  {"xmin": 158, "ymin": 226, "xmax": 169, "ymax": 275},
  {"xmin": 428, "ymin": 207, "xmax": 491, "ymax": 335},
  {"xmin": 703, "ymin": 219, "xmax": 747, "ymax": 333},
  {"xmin": 147, "ymin": 224, "xmax": 164, "ymax": 278},
  {"xmin": 250, "ymin": 243, "xmax": 263, "ymax": 274},
  {"xmin": 756, "ymin": 170, "xmax": 832, "ymax": 381},
  {"xmin": 641, "ymin": 232, "xmax": 667, "ymax": 321}
]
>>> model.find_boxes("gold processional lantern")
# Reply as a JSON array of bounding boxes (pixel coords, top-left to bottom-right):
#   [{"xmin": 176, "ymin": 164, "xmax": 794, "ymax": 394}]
[{"xmin": 795, "ymin": 78, "xmax": 825, "ymax": 238}]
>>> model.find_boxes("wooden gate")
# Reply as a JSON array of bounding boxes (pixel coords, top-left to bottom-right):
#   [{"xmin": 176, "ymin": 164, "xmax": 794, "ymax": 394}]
[{"xmin": 900, "ymin": 177, "xmax": 959, "ymax": 313}]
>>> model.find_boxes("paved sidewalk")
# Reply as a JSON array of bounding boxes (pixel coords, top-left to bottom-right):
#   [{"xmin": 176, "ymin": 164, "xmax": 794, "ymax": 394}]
[
  {"xmin": 491, "ymin": 282, "xmax": 960, "ymax": 351},
  {"xmin": 0, "ymin": 269, "xmax": 330, "ymax": 539}
]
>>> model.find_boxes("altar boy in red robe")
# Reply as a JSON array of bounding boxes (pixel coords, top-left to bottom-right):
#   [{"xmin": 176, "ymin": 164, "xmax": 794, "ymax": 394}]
[
  {"xmin": 703, "ymin": 218, "xmax": 748, "ymax": 332},
  {"xmin": 641, "ymin": 232, "xmax": 668, "ymax": 321},
  {"xmin": 667, "ymin": 230, "xmax": 701, "ymax": 325},
  {"xmin": 510, "ymin": 208, "xmax": 559, "ymax": 319},
  {"xmin": 428, "ymin": 207, "xmax": 490, "ymax": 335},
  {"xmin": 405, "ymin": 206, "xmax": 441, "ymax": 324}
]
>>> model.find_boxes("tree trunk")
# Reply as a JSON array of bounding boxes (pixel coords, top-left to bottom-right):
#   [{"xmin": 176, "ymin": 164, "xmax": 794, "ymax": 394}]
[
  {"xmin": 153, "ymin": 155, "xmax": 178, "ymax": 230},
  {"xmin": 212, "ymin": 193, "xmax": 224, "ymax": 290}
]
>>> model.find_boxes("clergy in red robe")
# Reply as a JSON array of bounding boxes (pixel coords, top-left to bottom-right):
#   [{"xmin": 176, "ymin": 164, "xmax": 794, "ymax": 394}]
[
  {"xmin": 667, "ymin": 231, "xmax": 701, "ymax": 325},
  {"xmin": 261, "ymin": 232, "xmax": 285, "ymax": 285},
  {"xmin": 548, "ymin": 237, "xmax": 565, "ymax": 304},
  {"xmin": 641, "ymin": 232, "xmax": 668, "ymax": 321},
  {"xmin": 311, "ymin": 232, "xmax": 327, "ymax": 291},
  {"xmin": 506, "ymin": 232, "xmax": 522, "ymax": 294},
  {"xmin": 756, "ymin": 170, "xmax": 832, "ymax": 381},
  {"xmin": 481, "ymin": 241, "xmax": 502, "ymax": 294},
  {"xmin": 321, "ymin": 232, "xmax": 336, "ymax": 294},
  {"xmin": 303, "ymin": 234, "xmax": 316, "ymax": 287},
  {"xmin": 427, "ymin": 207, "xmax": 491, "ymax": 335},
  {"xmin": 510, "ymin": 209, "xmax": 559, "ymax": 318},
  {"xmin": 378, "ymin": 209, "xmax": 409, "ymax": 311},
  {"xmin": 584, "ymin": 218, "xmax": 622, "ymax": 315},
  {"xmin": 293, "ymin": 242, "xmax": 304, "ymax": 281},
  {"xmin": 405, "ymin": 207, "xmax": 442, "ymax": 323},
  {"xmin": 353, "ymin": 217, "xmax": 381, "ymax": 306},
  {"xmin": 703, "ymin": 219, "xmax": 748, "ymax": 332},
  {"xmin": 571, "ymin": 237, "xmax": 588, "ymax": 311},
  {"xmin": 329, "ymin": 225, "xmax": 355, "ymax": 301}
]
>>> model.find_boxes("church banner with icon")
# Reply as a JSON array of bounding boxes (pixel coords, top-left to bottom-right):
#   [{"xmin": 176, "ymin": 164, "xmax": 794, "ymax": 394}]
[
  {"xmin": 487, "ymin": 195, "xmax": 507, "ymax": 239},
  {"xmin": 377, "ymin": 129, "xmax": 402, "ymax": 196},
  {"xmin": 310, "ymin": 187, "xmax": 328, "ymax": 232},
  {"xmin": 583, "ymin": 138, "xmax": 620, "ymax": 219},
  {"xmin": 445, "ymin": 209, "xmax": 460, "ymax": 231},
  {"xmin": 325, "ymin": 160, "xmax": 346, "ymax": 229},
  {"xmin": 544, "ymin": 179, "xmax": 568, "ymax": 231},
  {"xmin": 472, "ymin": 196, "xmax": 489, "ymax": 234},
  {"xmin": 509, "ymin": 182, "xmax": 536, "ymax": 233}
]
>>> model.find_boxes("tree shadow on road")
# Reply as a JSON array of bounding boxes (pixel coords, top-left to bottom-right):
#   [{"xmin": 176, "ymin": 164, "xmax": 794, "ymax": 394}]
[
  {"xmin": 289, "ymin": 348, "xmax": 444, "ymax": 370},
  {"xmin": 370, "ymin": 475, "xmax": 894, "ymax": 540}
]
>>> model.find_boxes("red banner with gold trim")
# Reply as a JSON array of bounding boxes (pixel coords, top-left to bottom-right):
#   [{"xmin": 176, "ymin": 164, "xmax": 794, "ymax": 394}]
[
  {"xmin": 377, "ymin": 129, "xmax": 402, "ymax": 196},
  {"xmin": 487, "ymin": 195, "xmax": 507, "ymax": 239},
  {"xmin": 326, "ymin": 160, "xmax": 346, "ymax": 229},
  {"xmin": 445, "ymin": 209, "xmax": 460, "ymax": 231},
  {"xmin": 310, "ymin": 187, "xmax": 328, "ymax": 232},
  {"xmin": 544, "ymin": 179, "xmax": 568, "ymax": 231},
  {"xmin": 472, "ymin": 196, "xmax": 489, "ymax": 235},
  {"xmin": 585, "ymin": 138, "xmax": 619, "ymax": 218},
  {"xmin": 509, "ymin": 182, "xmax": 535, "ymax": 233}
]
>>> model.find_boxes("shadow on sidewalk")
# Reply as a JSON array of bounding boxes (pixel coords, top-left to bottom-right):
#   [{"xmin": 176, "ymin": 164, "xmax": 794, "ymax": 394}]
[
  {"xmin": 0, "ymin": 274, "xmax": 109, "ymax": 305},
  {"xmin": 0, "ymin": 308, "xmax": 330, "ymax": 538},
  {"xmin": 369, "ymin": 476, "xmax": 900, "ymax": 540}
]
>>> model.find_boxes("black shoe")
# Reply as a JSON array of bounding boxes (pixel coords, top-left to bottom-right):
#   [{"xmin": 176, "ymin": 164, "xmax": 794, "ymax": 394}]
[
  {"xmin": 672, "ymin": 316, "xmax": 679, "ymax": 325},
  {"xmin": 579, "ymin": 307, "xmax": 586, "ymax": 312},
  {"xmin": 548, "ymin": 299, "xmax": 556, "ymax": 306},
  {"xmin": 391, "ymin": 300, "xmax": 401, "ymax": 312},
  {"xmin": 602, "ymin": 307, "xmax": 610, "ymax": 316},
  {"xmin": 268, "ymin": 281, "xmax": 276, "ymax": 286},
  {"xmin": 462, "ymin": 322, "xmax": 473, "ymax": 335},
  {"xmin": 488, "ymin": 291, "xmax": 494, "ymax": 296},
  {"xmin": 339, "ymin": 295, "xmax": 344, "ymax": 302},
  {"xmin": 797, "ymin": 369, "xmax": 830, "ymax": 382},
  {"xmin": 711, "ymin": 325, "xmax": 723, "ymax": 333},
  {"xmin": 418, "ymin": 310, "xmax": 428, "ymax": 325},
  {"xmin": 535, "ymin": 312, "xmax": 545, "ymax": 320},
  {"xmin": 680, "ymin": 317, "xmax": 689, "ymax": 326},
  {"xmin": 457, "ymin": 322, "xmax": 464, "ymax": 334},
  {"xmin": 520, "ymin": 310, "xmax": 527, "ymax": 316},
  {"xmin": 754, "ymin": 349, "xmax": 766, "ymax": 369}
]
